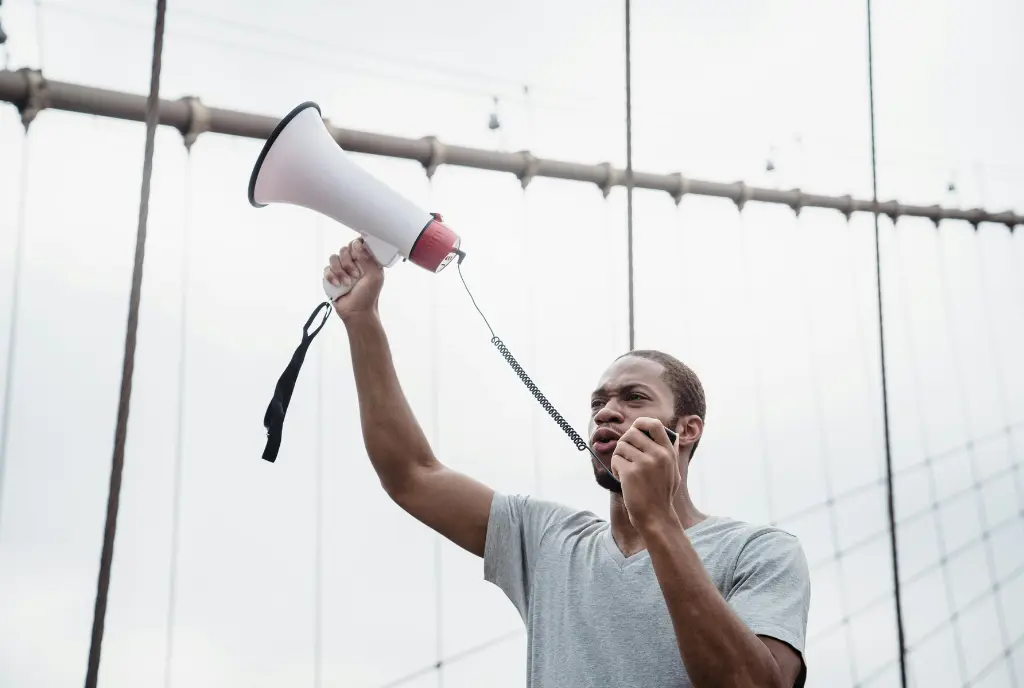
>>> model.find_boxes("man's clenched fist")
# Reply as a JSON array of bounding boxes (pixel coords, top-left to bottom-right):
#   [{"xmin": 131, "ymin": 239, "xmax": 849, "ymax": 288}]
[{"xmin": 324, "ymin": 237, "xmax": 385, "ymax": 322}]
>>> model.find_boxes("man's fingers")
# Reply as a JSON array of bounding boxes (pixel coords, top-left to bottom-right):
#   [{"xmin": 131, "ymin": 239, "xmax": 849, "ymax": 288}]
[
  {"xmin": 323, "ymin": 265, "xmax": 341, "ymax": 287},
  {"xmin": 352, "ymin": 238, "xmax": 379, "ymax": 271},
  {"xmin": 631, "ymin": 417, "xmax": 672, "ymax": 448},
  {"xmin": 338, "ymin": 245, "xmax": 362, "ymax": 280},
  {"xmin": 620, "ymin": 426, "xmax": 660, "ymax": 457},
  {"xmin": 328, "ymin": 253, "xmax": 351, "ymax": 286},
  {"xmin": 610, "ymin": 455, "xmax": 630, "ymax": 482},
  {"xmin": 612, "ymin": 440, "xmax": 642, "ymax": 465}
]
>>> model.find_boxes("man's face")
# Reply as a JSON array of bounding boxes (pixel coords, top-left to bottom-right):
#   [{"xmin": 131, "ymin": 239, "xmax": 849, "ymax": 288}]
[{"xmin": 587, "ymin": 356, "xmax": 677, "ymax": 493}]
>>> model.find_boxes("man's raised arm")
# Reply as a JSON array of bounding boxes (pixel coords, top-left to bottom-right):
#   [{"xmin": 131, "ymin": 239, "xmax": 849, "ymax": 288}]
[{"xmin": 327, "ymin": 238, "xmax": 494, "ymax": 557}]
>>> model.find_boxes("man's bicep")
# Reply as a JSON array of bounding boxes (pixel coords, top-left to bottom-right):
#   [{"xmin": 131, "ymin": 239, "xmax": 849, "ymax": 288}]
[
  {"xmin": 758, "ymin": 635, "xmax": 805, "ymax": 688},
  {"xmin": 390, "ymin": 463, "xmax": 495, "ymax": 557}
]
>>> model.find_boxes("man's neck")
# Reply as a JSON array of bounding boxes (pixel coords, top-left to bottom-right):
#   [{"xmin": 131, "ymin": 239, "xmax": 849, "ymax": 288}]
[{"xmin": 608, "ymin": 488, "xmax": 707, "ymax": 558}]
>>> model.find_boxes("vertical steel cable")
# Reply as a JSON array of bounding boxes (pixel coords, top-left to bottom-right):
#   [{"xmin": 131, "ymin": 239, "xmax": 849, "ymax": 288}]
[
  {"xmin": 85, "ymin": 1, "xmax": 167, "ymax": 685},
  {"xmin": 865, "ymin": 1, "xmax": 908, "ymax": 685},
  {"xmin": 624, "ymin": 0, "xmax": 635, "ymax": 350}
]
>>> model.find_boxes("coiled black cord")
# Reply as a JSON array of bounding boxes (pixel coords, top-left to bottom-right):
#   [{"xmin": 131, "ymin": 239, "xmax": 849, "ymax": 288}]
[
  {"xmin": 455, "ymin": 256, "xmax": 618, "ymax": 481},
  {"xmin": 490, "ymin": 337, "xmax": 590, "ymax": 453}
]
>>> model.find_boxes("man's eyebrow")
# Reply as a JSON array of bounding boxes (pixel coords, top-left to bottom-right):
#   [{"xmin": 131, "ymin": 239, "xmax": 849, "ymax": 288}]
[{"xmin": 591, "ymin": 382, "xmax": 654, "ymax": 398}]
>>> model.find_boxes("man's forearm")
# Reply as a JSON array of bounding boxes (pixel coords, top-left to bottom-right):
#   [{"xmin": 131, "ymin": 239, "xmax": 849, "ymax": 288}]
[
  {"xmin": 344, "ymin": 310, "xmax": 437, "ymax": 493},
  {"xmin": 642, "ymin": 517, "xmax": 783, "ymax": 688}
]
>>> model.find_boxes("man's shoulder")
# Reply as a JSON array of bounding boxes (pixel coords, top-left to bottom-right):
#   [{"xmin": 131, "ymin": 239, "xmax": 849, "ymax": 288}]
[
  {"xmin": 492, "ymin": 492, "xmax": 606, "ymax": 536},
  {"xmin": 695, "ymin": 516, "xmax": 806, "ymax": 566},
  {"xmin": 698, "ymin": 514, "xmax": 801, "ymax": 544}
]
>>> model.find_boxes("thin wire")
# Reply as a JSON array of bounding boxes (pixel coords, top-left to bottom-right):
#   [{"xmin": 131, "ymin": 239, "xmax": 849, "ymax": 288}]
[
  {"xmin": 735, "ymin": 208, "xmax": 775, "ymax": 525},
  {"xmin": 810, "ymin": 514, "xmax": 1024, "ymax": 648},
  {"xmin": 32, "ymin": 0, "xmax": 45, "ymax": 69},
  {"xmin": 930, "ymin": 223, "xmax": 1018, "ymax": 688},
  {"xmin": 521, "ymin": 189, "xmax": 542, "ymax": 496},
  {"xmin": 162, "ymin": 148, "xmax": 192, "ymax": 688},
  {"xmin": 33, "ymin": 0, "xmax": 608, "ymax": 116},
  {"xmin": 624, "ymin": 0, "xmax": 635, "ymax": 351},
  {"xmin": 803, "ymin": 460, "xmax": 1020, "ymax": 573},
  {"xmin": 891, "ymin": 223, "xmax": 968, "ymax": 682},
  {"xmin": 314, "ymin": 217, "xmax": 325, "ymax": 688},
  {"xmin": 375, "ymin": 629, "xmax": 524, "ymax": 688},
  {"xmin": 28, "ymin": 0, "xmax": 1024, "ymax": 178},
  {"xmin": 841, "ymin": 212, "xmax": 887, "ymax": 500},
  {"xmin": 969, "ymin": 205, "xmax": 1024, "ymax": 683},
  {"xmin": 791, "ymin": 212, "xmax": 858, "ymax": 684},
  {"xmin": 865, "ymin": 1, "xmax": 908, "ymax": 684},
  {"xmin": 455, "ymin": 261, "xmax": 620, "ymax": 482},
  {"xmin": 426, "ymin": 178, "xmax": 444, "ymax": 688},
  {"xmin": 971, "ymin": 190, "xmax": 1024, "ymax": 514},
  {"xmin": 84, "ymin": 1, "xmax": 166, "ymax": 685},
  {"xmin": 969, "ymin": 632, "xmax": 1024, "ymax": 688},
  {"xmin": 673, "ymin": 201, "xmax": 708, "ymax": 501},
  {"xmin": 770, "ymin": 421, "xmax": 1024, "ymax": 532},
  {"xmin": 0, "ymin": 123, "xmax": 31, "ymax": 541}
]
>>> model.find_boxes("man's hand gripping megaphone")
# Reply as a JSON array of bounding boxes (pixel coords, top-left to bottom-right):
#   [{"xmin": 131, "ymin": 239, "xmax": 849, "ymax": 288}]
[{"xmin": 322, "ymin": 237, "xmax": 385, "ymax": 320}]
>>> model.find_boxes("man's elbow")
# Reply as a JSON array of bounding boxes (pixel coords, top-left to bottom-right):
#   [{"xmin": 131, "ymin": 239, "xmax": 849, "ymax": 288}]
[
  {"xmin": 721, "ymin": 657, "xmax": 786, "ymax": 688},
  {"xmin": 379, "ymin": 456, "xmax": 441, "ymax": 505}
]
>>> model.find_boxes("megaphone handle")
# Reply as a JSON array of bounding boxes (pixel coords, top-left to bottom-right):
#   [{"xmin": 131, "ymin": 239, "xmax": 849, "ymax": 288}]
[
  {"xmin": 323, "ymin": 276, "xmax": 351, "ymax": 301},
  {"xmin": 322, "ymin": 235, "xmax": 398, "ymax": 301}
]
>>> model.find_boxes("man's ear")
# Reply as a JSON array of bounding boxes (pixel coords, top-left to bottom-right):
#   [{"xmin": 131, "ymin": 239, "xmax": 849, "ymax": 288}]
[{"xmin": 675, "ymin": 415, "xmax": 702, "ymax": 447}]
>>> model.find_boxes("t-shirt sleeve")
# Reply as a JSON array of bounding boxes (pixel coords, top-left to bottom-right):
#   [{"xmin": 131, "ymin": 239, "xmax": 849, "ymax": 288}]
[
  {"xmin": 483, "ymin": 492, "xmax": 576, "ymax": 620},
  {"xmin": 725, "ymin": 528, "xmax": 812, "ymax": 679}
]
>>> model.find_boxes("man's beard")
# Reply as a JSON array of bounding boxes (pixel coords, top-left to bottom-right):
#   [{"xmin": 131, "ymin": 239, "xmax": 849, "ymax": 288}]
[{"xmin": 594, "ymin": 462, "xmax": 623, "ymax": 493}]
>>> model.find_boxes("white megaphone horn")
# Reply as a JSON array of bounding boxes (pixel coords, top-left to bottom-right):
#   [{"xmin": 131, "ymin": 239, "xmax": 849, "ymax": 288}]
[{"xmin": 248, "ymin": 101, "xmax": 463, "ymax": 300}]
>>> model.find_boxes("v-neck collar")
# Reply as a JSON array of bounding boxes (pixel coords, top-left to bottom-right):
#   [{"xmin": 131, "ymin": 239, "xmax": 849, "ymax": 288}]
[{"xmin": 601, "ymin": 515, "xmax": 720, "ymax": 570}]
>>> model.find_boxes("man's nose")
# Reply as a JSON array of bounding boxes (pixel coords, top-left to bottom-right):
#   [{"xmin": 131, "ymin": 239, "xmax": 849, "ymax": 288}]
[{"xmin": 594, "ymin": 404, "xmax": 623, "ymax": 424}]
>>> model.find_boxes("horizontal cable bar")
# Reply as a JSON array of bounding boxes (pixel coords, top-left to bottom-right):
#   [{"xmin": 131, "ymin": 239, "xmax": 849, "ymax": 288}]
[{"xmin": 1, "ymin": 67, "xmax": 1021, "ymax": 229}]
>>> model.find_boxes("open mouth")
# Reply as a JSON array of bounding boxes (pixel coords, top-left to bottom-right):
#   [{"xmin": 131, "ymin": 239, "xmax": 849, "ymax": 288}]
[{"xmin": 591, "ymin": 427, "xmax": 620, "ymax": 455}]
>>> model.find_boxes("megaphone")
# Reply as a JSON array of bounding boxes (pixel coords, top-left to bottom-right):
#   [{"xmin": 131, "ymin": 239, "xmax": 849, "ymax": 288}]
[
  {"xmin": 248, "ymin": 101, "xmax": 463, "ymax": 300},
  {"xmin": 248, "ymin": 101, "xmax": 620, "ymax": 485}
]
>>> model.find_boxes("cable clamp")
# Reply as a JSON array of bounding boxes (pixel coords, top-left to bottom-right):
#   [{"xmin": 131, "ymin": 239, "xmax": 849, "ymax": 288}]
[
  {"xmin": 179, "ymin": 95, "xmax": 210, "ymax": 151},
  {"xmin": 671, "ymin": 173, "xmax": 690, "ymax": 206},
  {"xmin": 422, "ymin": 136, "xmax": 446, "ymax": 180},
  {"xmin": 18, "ymin": 67, "xmax": 48, "ymax": 130},
  {"xmin": 598, "ymin": 162, "xmax": 617, "ymax": 198},
  {"xmin": 516, "ymin": 150, "xmax": 539, "ymax": 189}
]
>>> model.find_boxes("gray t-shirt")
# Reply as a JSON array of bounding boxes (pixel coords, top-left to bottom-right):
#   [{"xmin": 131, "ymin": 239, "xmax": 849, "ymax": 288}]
[{"xmin": 483, "ymin": 492, "xmax": 811, "ymax": 688}]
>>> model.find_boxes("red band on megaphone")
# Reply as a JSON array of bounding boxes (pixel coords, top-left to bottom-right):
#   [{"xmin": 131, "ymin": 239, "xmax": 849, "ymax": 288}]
[{"xmin": 410, "ymin": 218, "xmax": 460, "ymax": 272}]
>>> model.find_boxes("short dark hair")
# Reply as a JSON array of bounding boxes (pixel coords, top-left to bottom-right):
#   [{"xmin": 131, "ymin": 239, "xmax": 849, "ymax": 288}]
[{"xmin": 618, "ymin": 349, "xmax": 706, "ymax": 458}]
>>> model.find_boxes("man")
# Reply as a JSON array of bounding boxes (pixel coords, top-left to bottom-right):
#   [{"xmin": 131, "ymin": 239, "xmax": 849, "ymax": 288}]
[{"xmin": 325, "ymin": 237, "xmax": 811, "ymax": 688}]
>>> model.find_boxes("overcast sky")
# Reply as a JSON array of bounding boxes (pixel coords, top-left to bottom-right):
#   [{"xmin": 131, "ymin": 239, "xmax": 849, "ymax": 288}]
[{"xmin": 0, "ymin": 0, "xmax": 1022, "ymax": 686}]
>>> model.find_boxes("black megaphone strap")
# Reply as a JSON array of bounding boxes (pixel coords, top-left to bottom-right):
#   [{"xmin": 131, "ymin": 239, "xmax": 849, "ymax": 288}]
[{"xmin": 262, "ymin": 300, "xmax": 331, "ymax": 462}]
